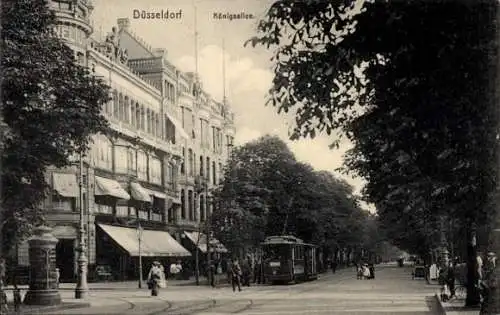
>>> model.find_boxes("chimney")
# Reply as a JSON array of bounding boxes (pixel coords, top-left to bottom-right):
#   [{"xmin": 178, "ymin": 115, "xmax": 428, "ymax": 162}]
[{"xmin": 117, "ymin": 18, "xmax": 130, "ymax": 31}]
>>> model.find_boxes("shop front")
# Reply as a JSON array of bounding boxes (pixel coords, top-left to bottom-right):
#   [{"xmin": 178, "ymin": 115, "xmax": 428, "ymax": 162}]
[{"xmin": 96, "ymin": 223, "xmax": 191, "ymax": 281}]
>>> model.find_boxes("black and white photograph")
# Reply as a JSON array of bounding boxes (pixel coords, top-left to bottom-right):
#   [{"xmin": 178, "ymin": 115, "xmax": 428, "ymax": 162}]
[{"xmin": 1, "ymin": 0, "xmax": 500, "ymax": 314}]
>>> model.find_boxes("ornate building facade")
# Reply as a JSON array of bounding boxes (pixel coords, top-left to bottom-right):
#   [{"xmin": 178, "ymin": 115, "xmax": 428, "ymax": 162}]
[{"xmin": 17, "ymin": 0, "xmax": 235, "ymax": 282}]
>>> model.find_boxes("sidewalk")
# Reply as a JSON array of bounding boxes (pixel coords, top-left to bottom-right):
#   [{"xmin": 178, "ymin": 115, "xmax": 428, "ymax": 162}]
[
  {"xmin": 1, "ymin": 276, "xmax": 231, "ymax": 314},
  {"xmin": 435, "ymin": 293, "xmax": 480, "ymax": 315}
]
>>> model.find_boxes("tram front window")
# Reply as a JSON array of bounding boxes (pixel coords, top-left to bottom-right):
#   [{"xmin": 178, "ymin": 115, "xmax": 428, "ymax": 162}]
[{"xmin": 263, "ymin": 244, "xmax": 290, "ymax": 261}]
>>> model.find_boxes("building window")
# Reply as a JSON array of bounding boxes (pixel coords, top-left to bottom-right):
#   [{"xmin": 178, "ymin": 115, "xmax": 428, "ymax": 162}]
[
  {"xmin": 135, "ymin": 103, "xmax": 141, "ymax": 129},
  {"xmin": 124, "ymin": 96, "xmax": 130, "ymax": 123},
  {"xmin": 127, "ymin": 148, "xmax": 136, "ymax": 174},
  {"xmin": 181, "ymin": 189, "xmax": 186, "ymax": 219},
  {"xmin": 114, "ymin": 145, "xmax": 128, "ymax": 174},
  {"xmin": 200, "ymin": 195, "xmax": 205, "ymax": 222},
  {"xmin": 188, "ymin": 149, "xmax": 193, "ymax": 176},
  {"xmin": 118, "ymin": 93, "xmax": 124, "ymax": 121},
  {"xmin": 52, "ymin": 193, "xmax": 75, "ymax": 212},
  {"xmin": 199, "ymin": 155, "xmax": 204, "ymax": 177},
  {"xmin": 149, "ymin": 156, "xmax": 162, "ymax": 185},
  {"xmin": 140, "ymin": 105, "xmax": 146, "ymax": 131},
  {"xmin": 218, "ymin": 163, "xmax": 223, "ymax": 184},
  {"xmin": 181, "ymin": 147, "xmax": 185, "ymax": 174},
  {"xmin": 146, "ymin": 109, "xmax": 151, "ymax": 134},
  {"xmin": 137, "ymin": 150, "xmax": 148, "ymax": 181},
  {"xmin": 188, "ymin": 190, "xmax": 193, "ymax": 221},
  {"xmin": 206, "ymin": 157, "xmax": 210, "ymax": 182},
  {"xmin": 93, "ymin": 135, "xmax": 112, "ymax": 170},
  {"xmin": 212, "ymin": 161, "xmax": 216, "ymax": 185},
  {"xmin": 166, "ymin": 163, "xmax": 175, "ymax": 190},
  {"xmin": 212, "ymin": 127, "xmax": 216, "ymax": 152}
]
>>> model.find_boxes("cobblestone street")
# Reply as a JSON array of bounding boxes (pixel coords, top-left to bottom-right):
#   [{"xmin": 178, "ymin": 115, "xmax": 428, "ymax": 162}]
[{"xmin": 29, "ymin": 263, "xmax": 441, "ymax": 315}]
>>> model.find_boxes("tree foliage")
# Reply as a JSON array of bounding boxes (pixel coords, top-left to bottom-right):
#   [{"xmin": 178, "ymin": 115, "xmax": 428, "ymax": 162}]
[
  {"xmin": 211, "ymin": 135, "xmax": 378, "ymax": 257},
  {"xmin": 1, "ymin": 0, "xmax": 111, "ymax": 255},
  {"xmin": 248, "ymin": 0, "xmax": 498, "ymax": 257}
]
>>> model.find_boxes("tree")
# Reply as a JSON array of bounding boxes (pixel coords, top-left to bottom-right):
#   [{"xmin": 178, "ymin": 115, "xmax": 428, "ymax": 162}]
[
  {"xmin": 1, "ymin": 0, "xmax": 111, "ymax": 256},
  {"xmin": 212, "ymin": 135, "xmax": 372, "ymax": 261},
  {"xmin": 248, "ymin": 0, "xmax": 498, "ymax": 306}
]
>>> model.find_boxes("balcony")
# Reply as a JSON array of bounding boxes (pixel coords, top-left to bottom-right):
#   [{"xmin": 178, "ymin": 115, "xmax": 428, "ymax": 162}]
[{"xmin": 105, "ymin": 114, "xmax": 182, "ymax": 157}]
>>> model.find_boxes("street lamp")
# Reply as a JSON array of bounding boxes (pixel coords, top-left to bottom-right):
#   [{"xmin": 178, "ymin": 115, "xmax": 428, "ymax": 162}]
[
  {"xmin": 137, "ymin": 222, "xmax": 144, "ymax": 289},
  {"xmin": 75, "ymin": 152, "xmax": 89, "ymax": 299}
]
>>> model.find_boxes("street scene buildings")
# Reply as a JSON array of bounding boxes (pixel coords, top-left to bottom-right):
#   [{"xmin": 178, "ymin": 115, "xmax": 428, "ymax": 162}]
[
  {"xmin": 2, "ymin": 0, "xmax": 498, "ymax": 314},
  {"xmin": 16, "ymin": 0, "xmax": 235, "ymax": 283}
]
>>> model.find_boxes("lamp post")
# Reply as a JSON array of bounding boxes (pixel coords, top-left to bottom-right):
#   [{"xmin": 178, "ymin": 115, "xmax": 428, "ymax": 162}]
[
  {"xmin": 75, "ymin": 153, "xmax": 89, "ymax": 299},
  {"xmin": 137, "ymin": 222, "xmax": 144, "ymax": 289}
]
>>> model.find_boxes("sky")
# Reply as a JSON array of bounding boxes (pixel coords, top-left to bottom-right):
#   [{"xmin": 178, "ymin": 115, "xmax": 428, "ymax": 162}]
[{"xmin": 91, "ymin": 0, "xmax": 374, "ymax": 212}]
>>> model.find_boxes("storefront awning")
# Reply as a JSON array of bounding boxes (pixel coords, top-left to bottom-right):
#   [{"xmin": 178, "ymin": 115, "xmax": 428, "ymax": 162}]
[
  {"xmin": 147, "ymin": 189, "xmax": 167, "ymax": 199},
  {"xmin": 130, "ymin": 182, "xmax": 152, "ymax": 203},
  {"xmin": 97, "ymin": 224, "xmax": 191, "ymax": 257},
  {"xmin": 165, "ymin": 112, "xmax": 189, "ymax": 139},
  {"xmin": 52, "ymin": 173, "xmax": 79, "ymax": 197},
  {"xmin": 184, "ymin": 231, "xmax": 228, "ymax": 253},
  {"xmin": 95, "ymin": 176, "xmax": 130, "ymax": 200}
]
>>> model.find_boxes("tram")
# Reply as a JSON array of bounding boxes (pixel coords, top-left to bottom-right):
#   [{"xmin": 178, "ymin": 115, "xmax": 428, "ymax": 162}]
[{"xmin": 261, "ymin": 235, "xmax": 318, "ymax": 284}]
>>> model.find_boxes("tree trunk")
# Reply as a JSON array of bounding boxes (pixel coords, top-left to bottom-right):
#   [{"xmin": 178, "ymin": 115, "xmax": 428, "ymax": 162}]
[{"xmin": 466, "ymin": 222, "xmax": 481, "ymax": 307}]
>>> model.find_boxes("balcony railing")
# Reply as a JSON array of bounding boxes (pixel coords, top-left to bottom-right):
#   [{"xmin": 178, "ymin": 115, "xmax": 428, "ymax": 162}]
[{"xmin": 105, "ymin": 114, "xmax": 182, "ymax": 157}]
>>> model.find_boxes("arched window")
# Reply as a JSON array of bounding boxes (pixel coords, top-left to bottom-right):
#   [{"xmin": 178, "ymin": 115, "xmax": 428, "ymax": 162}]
[{"xmin": 146, "ymin": 109, "xmax": 151, "ymax": 134}]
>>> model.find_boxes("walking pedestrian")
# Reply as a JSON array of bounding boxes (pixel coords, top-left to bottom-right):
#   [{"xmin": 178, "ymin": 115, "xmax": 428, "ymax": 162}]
[
  {"xmin": 368, "ymin": 263, "xmax": 375, "ymax": 279},
  {"xmin": 147, "ymin": 261, "xmax": 163, "ymax": 296},
  {"xmin": 231, "ymin": 258, "xmax": 242, "ymax": 292}
]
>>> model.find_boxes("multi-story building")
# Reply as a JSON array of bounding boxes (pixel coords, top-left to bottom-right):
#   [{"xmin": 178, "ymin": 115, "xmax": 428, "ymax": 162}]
[{"xmin": 16, "ymin": 0, "xmax": 235, "ymax": 282}]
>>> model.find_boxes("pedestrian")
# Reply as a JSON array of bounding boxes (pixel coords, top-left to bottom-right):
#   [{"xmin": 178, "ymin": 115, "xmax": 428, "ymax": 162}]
[
  {"xmin": 368, "ymin": 263, "xmax": 375, "ymax": 279},
  {"xmin": 147, "ymin": 261, "xmax": 163, "ymax": 296},
  {"xmin": 226, "ymin": 259, "xmax": 232, "ymax": 284},
  {"xmin": 253, "ymin": 259, "xmax": 262, "ymax": 284},
  {"xmin": 331, "ymin": 259, "xmax": 337, "ymax": 274},
  {"xmin": 231, "ymin": 258, "xmax": 242, "ymax": 292},
  {"xmin": 362, "ymin": 264, "xmax": 370, "ymax": 280},
  {"xmin": 241, "ymin": 259, "xmax": 251, "ymax": 287},
  {"xmin": 209, "ymin": 260, "xmax": 216, "ymax": 288}
]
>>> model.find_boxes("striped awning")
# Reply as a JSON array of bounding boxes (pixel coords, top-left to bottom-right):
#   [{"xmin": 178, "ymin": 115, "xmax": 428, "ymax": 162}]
[
  {"xmin": 98, "ymin": 224, "xmax": 191, "ymax": 257},
  {"xmin": 95, "ymin": 176, "xmax": 130, "ymax": 200},
  {"xmin": 52, "ymin": 173, "xmax": 79, "ymax": 197}
]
